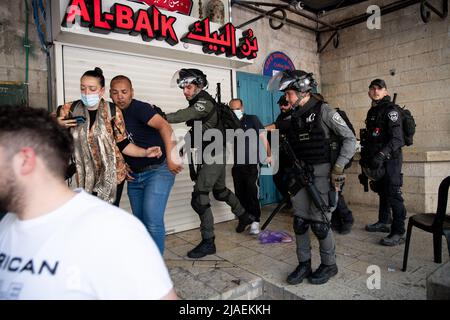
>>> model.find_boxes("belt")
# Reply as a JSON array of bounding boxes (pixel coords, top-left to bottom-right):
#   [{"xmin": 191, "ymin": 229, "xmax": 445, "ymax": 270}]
[{"xmin": 130, "ymin": 162, "xmax": 162, "ymax": 173}]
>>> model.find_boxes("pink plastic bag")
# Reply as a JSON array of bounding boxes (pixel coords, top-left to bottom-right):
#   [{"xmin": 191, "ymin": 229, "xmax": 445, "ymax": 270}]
[{"xmin": 258, "ymin": 230, "xmax": 293, "ymax": 244}]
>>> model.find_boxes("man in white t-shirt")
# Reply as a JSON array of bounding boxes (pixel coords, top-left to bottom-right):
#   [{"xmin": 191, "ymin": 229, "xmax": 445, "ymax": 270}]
[{"xmin": 0, "ymin": 106, "xmax": 177, "ymax": 300}]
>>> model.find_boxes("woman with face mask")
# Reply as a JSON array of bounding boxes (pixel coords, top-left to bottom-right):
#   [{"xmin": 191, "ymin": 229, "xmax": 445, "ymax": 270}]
[{"xmin": 56, "ymin": 67, "xmax": 162, "ymax": 206}]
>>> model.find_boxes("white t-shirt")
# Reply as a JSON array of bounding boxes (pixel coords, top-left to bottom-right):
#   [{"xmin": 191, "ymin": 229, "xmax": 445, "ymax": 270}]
[{"xmin": 0, "ymin": 190, "xmax": 173, "ymax": 300}]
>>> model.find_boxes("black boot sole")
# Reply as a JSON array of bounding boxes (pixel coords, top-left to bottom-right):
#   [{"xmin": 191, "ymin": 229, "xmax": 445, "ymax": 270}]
[
  {"xmin": 308, "ymin": 269, "xmax": 338, "ymax": 285},
  {"xmin": 286, "ymin": 270, "xmax": 312, "ymax": 285},
  {"xmin": 187, "ymin": 249, "xmax": 216, "ymax": 259}
]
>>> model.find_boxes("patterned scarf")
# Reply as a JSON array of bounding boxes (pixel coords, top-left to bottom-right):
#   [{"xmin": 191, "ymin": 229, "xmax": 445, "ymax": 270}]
[{"xmin": 71, "ymin": 99, "xmax": 117, "ymax": 203}]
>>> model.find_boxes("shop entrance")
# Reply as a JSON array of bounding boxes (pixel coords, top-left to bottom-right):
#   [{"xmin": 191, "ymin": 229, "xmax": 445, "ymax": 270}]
[{"xmin": 236, "ymin": 71, "xmax": 283, "ymax": 206}]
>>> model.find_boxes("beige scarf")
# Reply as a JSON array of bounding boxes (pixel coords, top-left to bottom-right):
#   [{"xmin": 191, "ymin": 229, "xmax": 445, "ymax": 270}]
[{"xmin": 71, "ymin": 99, "xmax": 117, "ymax": 203}]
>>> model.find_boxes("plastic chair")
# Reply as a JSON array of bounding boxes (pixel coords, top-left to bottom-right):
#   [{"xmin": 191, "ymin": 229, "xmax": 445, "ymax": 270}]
[{"xmin": 402, "ymin": 176, "xmax": 450, "ymax": 272}]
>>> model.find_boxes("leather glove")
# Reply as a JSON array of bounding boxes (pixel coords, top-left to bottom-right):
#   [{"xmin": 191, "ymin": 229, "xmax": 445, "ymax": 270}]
[
  {"xmin": 371, "ymin": 152, "xmax": 387, "ymax": 169},
  {"xmin": 331, "ymin": 164, "xmax": 346, "ymax": 191}
]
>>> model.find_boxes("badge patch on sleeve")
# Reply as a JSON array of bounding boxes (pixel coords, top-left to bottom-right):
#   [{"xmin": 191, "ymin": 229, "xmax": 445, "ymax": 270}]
[
  {"xmin": 388, "ymin": 111, "xmax": 399, "ymax": 122},
  {"xmin": 332, "ymin": 112, "xmax": 346, "ymax": 126},
  {"xmin": 195, "ymin": 102, "xmax": 206, "ymax": 112}
]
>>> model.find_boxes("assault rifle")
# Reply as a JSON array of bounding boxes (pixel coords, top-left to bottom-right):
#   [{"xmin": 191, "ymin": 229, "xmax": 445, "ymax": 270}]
[
  {"xmin": 358, "ymin": 128, "xmax": 369, "ymax": 192},
  {"xmin": 261, "ymin": 136, "xmax": 331, "ymax": 230}
]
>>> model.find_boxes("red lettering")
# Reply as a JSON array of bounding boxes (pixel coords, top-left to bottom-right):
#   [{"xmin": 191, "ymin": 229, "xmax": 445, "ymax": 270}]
[
  {"xmin": 92, "ymin": 0, "xmax": 111, "ymax": 32},
  {"xmin": 62, "ymin": 0, "xmax": 90, "ymax": 27},
  {"xmin": 112, "ymin": 4, "xmax": 134, "ymax": 31},
  {"xmin": 160, "ymin": 15, "xmax": 178, "ymax": 45},
  {"xmin": 152, "ymin": 6, "xmax": 160, "ymax": 32},
  {"xmin": 134, "ymin": 9, "xmax": 154, "ymax": 40}
]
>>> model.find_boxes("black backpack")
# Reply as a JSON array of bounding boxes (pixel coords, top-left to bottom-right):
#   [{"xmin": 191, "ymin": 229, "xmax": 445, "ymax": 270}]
[
  {"xmin": 201, "ymin": 101, "xmax": 241, "ymax": 131},
  {"xmin": 215, "ymin": 102, "xmax": 241, "ymax": 130},
  {"xmin": 395, "ymin": 105, "xmax": 416, "ymax": 146},
  {"xmin": 390, "ymin": 94, "xmax": 416, "ymax": 146},
  {"xmin": 332, "ymin": 107, "xmax": 356, "ymax": 169}
]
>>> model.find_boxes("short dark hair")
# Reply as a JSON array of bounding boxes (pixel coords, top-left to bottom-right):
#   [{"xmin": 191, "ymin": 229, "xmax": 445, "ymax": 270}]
[
  {"xmin": 82, "ymin": 67, "xmax": 105, "ymax": 88},
  {"xmin": 229, "ymin": 98, "xmax": 243, "ymax": 107},
  {"xmin": 0, "ymin": 106, "xmax": 73, "ymax": 179},
  {"xmin": 110, "ymin": 75, "xmax": 133, "ymax": 88},
  {"xmin": 369, "ymin": 79, "xmax": 387, "ymax": 89}
]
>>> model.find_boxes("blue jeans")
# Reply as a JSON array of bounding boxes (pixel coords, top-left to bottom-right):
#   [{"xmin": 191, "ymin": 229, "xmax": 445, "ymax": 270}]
[{"xmin": 127, "ymin": 161, "xmax": 175, "ymax": 254}]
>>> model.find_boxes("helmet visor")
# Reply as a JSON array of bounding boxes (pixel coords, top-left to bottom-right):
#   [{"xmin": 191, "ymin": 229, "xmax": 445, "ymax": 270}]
[
  {"xmin": 267, "ymin": 72, "xmax": 285, "ymax": 91},
  {"xmin": 170, "ymin": 70, "xmax": 197, "ymax": 88}
]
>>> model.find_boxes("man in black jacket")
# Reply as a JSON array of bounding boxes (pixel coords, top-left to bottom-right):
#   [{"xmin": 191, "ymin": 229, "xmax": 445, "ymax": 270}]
[{"xmin": 361, "ymin": 79, "xmax": 407, "ymax": 246}]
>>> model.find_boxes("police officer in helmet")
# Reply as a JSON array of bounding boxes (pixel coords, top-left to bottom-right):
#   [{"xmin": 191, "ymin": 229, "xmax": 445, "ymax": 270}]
[
  {"xmin": 269, "ymin": 70, "xmax": 356, "ymax": 285},
  {"xmin": 165, "ymin": 68, "xmax": 254, "ymax": 259},
  {"xmin": 265, "ymin": 95, "xmax": 294, "ymax": 211},
  {"xmin": 361, "ymin": 79, "xmax": 406, "ymax": 246}
]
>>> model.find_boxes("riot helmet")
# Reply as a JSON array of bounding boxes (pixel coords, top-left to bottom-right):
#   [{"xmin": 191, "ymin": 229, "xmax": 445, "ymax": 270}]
[
  {"xmin": 171, "ymin": 68, "xmax": 208, "ymax": 89},
  {"xmin": 267, "ymin": 70, "xmax": 317, "ymax": 93}
]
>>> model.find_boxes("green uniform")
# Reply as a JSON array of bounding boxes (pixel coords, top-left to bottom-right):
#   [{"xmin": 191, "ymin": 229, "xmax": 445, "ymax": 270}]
[{"xmin": 166, "ymin": 90, "xmax": 246, "ymax": 239}]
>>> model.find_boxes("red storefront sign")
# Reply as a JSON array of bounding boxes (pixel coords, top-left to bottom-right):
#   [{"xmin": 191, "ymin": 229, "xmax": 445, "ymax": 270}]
[
  {"xmin": 129, "ymin": 0, "xmax": 193, "ymax": 16},
  {"xmin": 62, "ymin": 0, "xmax": 258, "ymax": 60}
]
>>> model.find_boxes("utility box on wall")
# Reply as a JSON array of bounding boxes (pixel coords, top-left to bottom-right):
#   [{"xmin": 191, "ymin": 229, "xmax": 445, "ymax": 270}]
[{"xmin": 0, "ymin": 82, "xmax": 27, "ymax": 107}]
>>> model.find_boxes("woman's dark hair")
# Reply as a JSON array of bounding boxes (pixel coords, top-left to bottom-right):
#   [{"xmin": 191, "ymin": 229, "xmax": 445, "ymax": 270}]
[{"xmin": 81, "ymin": 67, "xmax": 105, "ymax": 88}]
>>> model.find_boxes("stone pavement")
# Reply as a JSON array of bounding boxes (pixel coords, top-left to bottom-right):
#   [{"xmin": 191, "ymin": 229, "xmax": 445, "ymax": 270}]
[{"xmin": 164, "ymin": 204, "xmax": 449, "ymax": 300}]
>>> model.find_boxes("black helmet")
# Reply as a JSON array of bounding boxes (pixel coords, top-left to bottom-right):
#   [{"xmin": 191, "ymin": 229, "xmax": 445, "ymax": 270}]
[
  {"xmin": 267, "ymin": 70, "xmax": 317, "ymax": 93},
  {"xmin": 171, "ymin": 68, "xmax": 208, "ymax": 89},
  {"xmin": 362, "ymin": 165, "xmax": 385, "ymax": 181}
]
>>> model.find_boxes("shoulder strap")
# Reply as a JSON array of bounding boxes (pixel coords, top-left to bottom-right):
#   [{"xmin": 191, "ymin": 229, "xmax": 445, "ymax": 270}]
[
  {"xmin": 108, "ymin": 101, "xmax": 122, "ymax": 137},
  {"xmin": 109, "ymin": 101, "xmax": 116, "ymax": 119},
  {"xmin": 56, "ymin": 104, "xmax": 63, "ymax": 117},
  {"xmin": 69, "ymin": 100, "xmax": 81, "ymax": 115}
]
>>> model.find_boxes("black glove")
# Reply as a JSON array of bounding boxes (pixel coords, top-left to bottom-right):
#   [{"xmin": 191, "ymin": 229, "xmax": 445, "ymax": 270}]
[{"xmin": 371, "ymin": 152, "xmax": 387, "ymax": 169}]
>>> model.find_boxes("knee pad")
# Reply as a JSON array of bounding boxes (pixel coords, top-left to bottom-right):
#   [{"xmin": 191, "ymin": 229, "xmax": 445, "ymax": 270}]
[
  {"xmin": 311, "ymin": 222, "xmax": 330, "ymax": 240},
  {"xmin": 191, "ymin": 191, "xmax": 210, "ymax": 216},
  {"xmin": 213, "ymin": 188, "xmax": 231, "ymax": 202},
  {"xmin": 293, "ymin": 216, "xmax": 309, "ymax": 235}
]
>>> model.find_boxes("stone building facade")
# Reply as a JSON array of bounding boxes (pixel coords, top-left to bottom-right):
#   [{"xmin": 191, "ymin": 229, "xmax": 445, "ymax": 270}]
[{"xmin": 1, "ymin": 0, "xmax": 449, "ymax": 213}]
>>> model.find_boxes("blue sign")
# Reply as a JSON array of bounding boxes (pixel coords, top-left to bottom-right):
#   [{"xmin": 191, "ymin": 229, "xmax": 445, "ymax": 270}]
[{"xmin": 263, "ymin": 51, "xmax": 295, "ymax": 77}]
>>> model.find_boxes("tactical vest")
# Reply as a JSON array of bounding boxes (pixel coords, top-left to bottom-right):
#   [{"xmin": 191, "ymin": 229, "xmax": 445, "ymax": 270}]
[
  {"xmin": 185, "ymin": 91, "xmax": 222, "ymax": 152},
  {"xmin": 363, "ymin": 101, "xmax": 399, "ymax": 159},
  {"xmin": 288, "ymin": 101, "xmax": 331, "ymax": 164}
]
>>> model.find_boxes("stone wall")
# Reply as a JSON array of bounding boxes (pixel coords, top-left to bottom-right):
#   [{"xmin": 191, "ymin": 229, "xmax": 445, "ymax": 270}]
[
  {"xmin": 319, "ymin": 0, "xmax": 450, "ymax": 212},
  {"xmin": 320, "ymin": 0, "xmax": 450, "ymax": 150},
  {"xmin": 0, "ymin": 0, "xmax": 49, "ymax": 109},
  {"xmin": 232, "ymin": 6, "xmax": 320, "ymax": 84}
]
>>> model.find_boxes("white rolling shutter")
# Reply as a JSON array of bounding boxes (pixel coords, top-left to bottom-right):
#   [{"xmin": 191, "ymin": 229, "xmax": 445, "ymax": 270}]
[{"xmin": 61, "ymin": 45, "xmax": 236, "ymax": 234}]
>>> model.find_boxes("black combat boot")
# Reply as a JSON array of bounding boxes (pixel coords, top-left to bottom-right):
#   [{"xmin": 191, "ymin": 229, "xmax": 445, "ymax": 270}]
[
  {"xmin": 340, "ymin": 222, "xmax": 353, "ymax": 235},
  {"xmin": 365, "ymin": 222, "xmax": 390, "ymax": 233},
  {"xmin": 187, "ymin": 237, "xmax": 216, "ymax": 259},
  {"xmin": 286, "ymin": 260, "xmax": 312, "ymax": 285},
  {"xmin": 235, "ymin": 213, "xmax": 255, "ymax": 233},
  {"xmin": 380, "ymin": 233, "xmax": 405, "ymax": 246},
  {"xmin": 308, "ymin": 263, "xmax": 338, "ymax": 285}
]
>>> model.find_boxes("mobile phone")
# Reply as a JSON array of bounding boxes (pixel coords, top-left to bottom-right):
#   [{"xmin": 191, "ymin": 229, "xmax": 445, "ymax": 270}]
[{"xmin": 66, "ymin": 116, "xmax": 86, "ymax": 125}]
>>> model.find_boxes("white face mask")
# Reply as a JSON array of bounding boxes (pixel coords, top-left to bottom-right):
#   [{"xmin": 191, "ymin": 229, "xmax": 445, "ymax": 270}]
[
  {"xmin": 81, "ymin": 93, "xmax": 100, "ymax": 108},
  {"xmin": 233, "ymin": 109, "xmax": 243, "ymax": 119}
]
